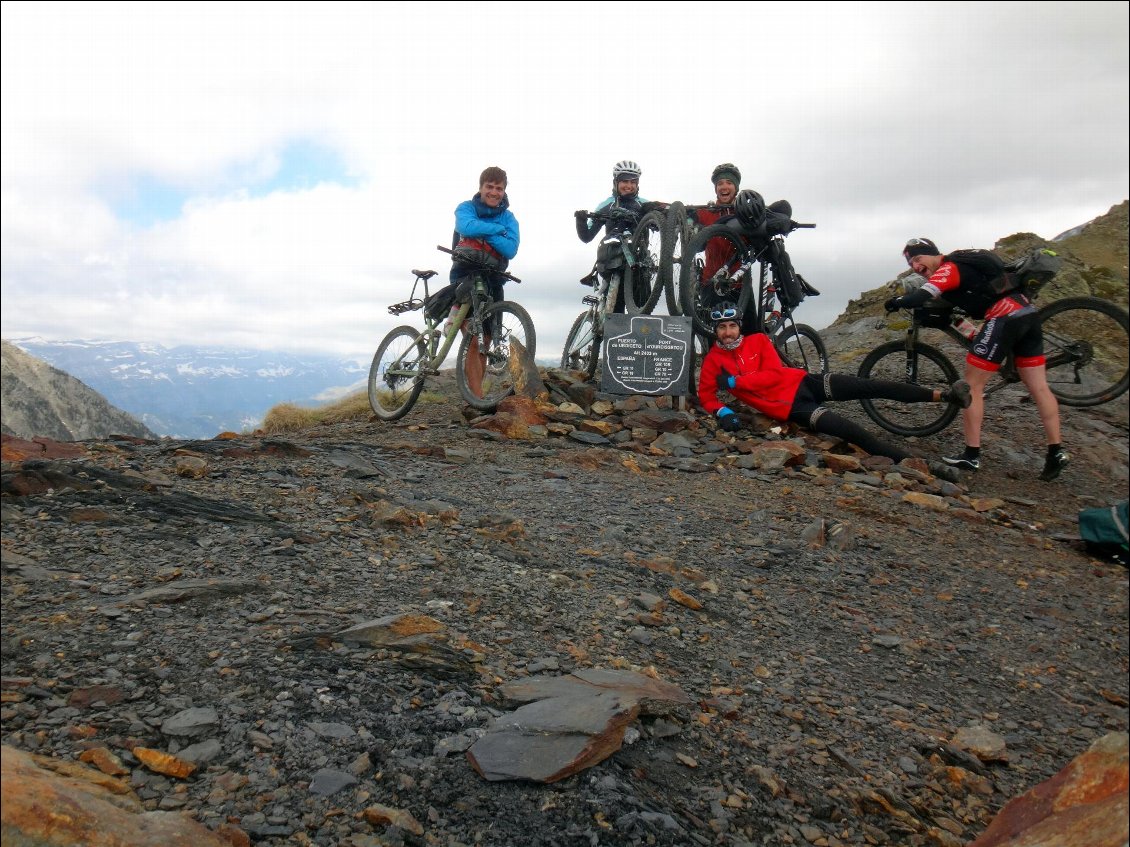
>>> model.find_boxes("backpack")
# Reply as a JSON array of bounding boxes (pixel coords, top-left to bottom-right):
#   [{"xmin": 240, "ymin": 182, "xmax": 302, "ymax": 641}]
[
  {"xmin": 942, "ymin": 249, "xmax": 1017, "ymax": 318},
  {"xmin": 946, "ymin": 249, "xmax": 1012, "ymax": 294},
  {"xmin": 1078, "ymin": 500, "xmax": 1129, "ymax": 566},
  {"xmin": 1002, "ymin": 248, "xmax": 1063, "ymax": 294}
]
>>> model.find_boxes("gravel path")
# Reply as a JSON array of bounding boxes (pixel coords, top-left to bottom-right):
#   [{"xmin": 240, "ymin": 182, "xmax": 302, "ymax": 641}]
[{"xmin": 2, "ymin": 376, "xmax": 1127, "ymax": 846}]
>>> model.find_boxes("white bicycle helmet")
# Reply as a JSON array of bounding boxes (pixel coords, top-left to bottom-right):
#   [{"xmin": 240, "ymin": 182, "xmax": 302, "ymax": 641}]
[{"xmin": 612, "ymin": 160, "xmax": 642, "ymax": 181}]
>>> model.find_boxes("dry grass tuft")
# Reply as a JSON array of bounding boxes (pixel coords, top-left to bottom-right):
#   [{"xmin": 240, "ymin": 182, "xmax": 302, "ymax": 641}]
[{"xmin": 257, "ymin": 389, "xmax": 445, "ymax": 434}]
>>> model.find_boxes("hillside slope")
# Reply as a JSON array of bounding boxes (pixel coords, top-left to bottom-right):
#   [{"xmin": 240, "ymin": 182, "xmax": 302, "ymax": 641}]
[{"xmin": 0, "ymin": 340, "xmax": 156, "ymax": 441}]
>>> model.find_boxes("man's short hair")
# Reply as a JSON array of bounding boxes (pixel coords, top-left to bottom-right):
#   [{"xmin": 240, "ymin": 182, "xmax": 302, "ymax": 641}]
[{"xmin": 479, "ymin": 166, "xmax": 508, "ymax": 187}]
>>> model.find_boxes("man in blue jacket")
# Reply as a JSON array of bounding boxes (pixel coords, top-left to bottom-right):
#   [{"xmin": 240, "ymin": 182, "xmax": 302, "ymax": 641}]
[{"xmin": 450, "ymin": 166, "xmax": 520, "ymax": 398}]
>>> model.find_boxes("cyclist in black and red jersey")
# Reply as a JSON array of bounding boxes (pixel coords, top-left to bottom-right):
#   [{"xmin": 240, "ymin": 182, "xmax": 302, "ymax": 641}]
[{"xmin": 885, "ymin": 238, "xmax": 1069, "ymax": 481}]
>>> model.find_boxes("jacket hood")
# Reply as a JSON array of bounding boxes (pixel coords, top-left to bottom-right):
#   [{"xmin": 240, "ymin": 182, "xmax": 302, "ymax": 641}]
[{"xmin": 472, "ymin": 192, "xmax": 510, "ymax": 217}]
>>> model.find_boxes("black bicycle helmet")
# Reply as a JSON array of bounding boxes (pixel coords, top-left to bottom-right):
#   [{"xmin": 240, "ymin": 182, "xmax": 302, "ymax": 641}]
[
  {"xmin": 711, "ymin": 163, "xmax": 741, "ymax": 186},
  {"xmin": 734, "ymin": 189, "xmax": 766, "ymax": 228},
  {"xmin": 710, "ymin": 301, "xmax": 741, "ymax": 329}
]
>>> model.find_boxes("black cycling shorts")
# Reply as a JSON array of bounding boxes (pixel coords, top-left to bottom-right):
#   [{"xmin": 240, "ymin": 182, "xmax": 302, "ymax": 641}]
[{"xmin": 968, "ymin": 302, "xmax": 1043, "ymax": 371}]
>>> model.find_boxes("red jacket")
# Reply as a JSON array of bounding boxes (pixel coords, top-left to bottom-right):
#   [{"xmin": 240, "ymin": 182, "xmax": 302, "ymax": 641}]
[{"xmin": 698, "ymin": 333, "xmax": 806, "ymax": 421}]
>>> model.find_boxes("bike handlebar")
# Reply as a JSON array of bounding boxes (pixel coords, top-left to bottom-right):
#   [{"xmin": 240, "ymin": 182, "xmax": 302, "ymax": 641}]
[
  {"xmin": 582, "ymin": 208, "xmax": 637, "ymax": 224},
  {"xmin": 437, "ymin": 245, "xmax": 522, "ymax": 283}
]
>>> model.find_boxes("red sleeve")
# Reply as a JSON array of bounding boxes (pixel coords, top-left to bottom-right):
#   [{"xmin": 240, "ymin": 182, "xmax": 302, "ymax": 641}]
[{"xmin": 923, "ymin": 260, "xmax": 961, "ymax": 298}]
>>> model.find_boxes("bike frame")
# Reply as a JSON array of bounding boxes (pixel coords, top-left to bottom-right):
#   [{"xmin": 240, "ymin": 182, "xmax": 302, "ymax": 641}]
[
  {"xmin": 900, "ymin": 309, "xmax": 1072, "ymax": 399},
  {"xmin": 384, "ymin": 269, "xmax": 502, "ymax": 383}
]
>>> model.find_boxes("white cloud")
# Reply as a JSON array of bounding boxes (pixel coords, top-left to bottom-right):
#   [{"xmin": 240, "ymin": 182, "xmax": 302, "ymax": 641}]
[{"xmin": 2, "ymin": 1, "xmax": 1127, "ymax": 364}]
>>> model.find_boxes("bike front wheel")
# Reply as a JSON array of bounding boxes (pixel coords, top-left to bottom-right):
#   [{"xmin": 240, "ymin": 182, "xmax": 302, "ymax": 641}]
[
  {"xmin": 456, "ymin": 300, "xmax": 537, "ymax": 411},
  {"xmin": 561, "ymin": 308, "xmax": 601, "ymax": 379},
  {"xmin": 628, "ymin": 211, "xmax": 665, "ymax": 314},
  {"xmin": 660, "ymin": 202, "xmax": 690, "ymax": 315},
  {"xmin": 1037, "ymin": 296, "xmax": 1129, "ymax": 406},
  {"xmin": 368, "ymin": 326, "xmax": 427, "ymax": 421},
  {"xmin": 678, "ymin": 223, "xmax": 755, "ymax": 338},
  {"xmin": 776, "ymin": 323, "xmax": 828, "ymax": 374},
  {"xmin": 857, "ymin": 340, "xmax": 960, "ymax": 437}
]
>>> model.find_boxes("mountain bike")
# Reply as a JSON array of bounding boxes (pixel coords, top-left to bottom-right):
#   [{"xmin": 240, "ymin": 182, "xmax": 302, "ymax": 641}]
[
  {"xmin": 858, "ymin": 293, "xmax": 1130, "ymax": 437},
  {"xmin": 561, "ymin": 209, "xmax": 666, "ymax": 377},
  {"xmin": 368, "ymin": 246, "xmax": 536, "ymax": 421},
  {"xmin": 678, "ymin": 215, "xmax": 828, "ymax": 375},
  {"xmin": 574, "ymin": 207, "xmax": 665, "ymax": 317}
]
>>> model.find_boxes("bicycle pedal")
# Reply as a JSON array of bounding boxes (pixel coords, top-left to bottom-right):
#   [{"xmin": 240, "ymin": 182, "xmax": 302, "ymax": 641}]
[{"xmin": 582, "ymin": 295, "xmax": 600, "ymax": 307}]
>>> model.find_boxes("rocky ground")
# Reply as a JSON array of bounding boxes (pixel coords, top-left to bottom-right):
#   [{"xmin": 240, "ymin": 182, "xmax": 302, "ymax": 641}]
[{"xmin": 2, "ymin": 363, "xmax": 1128, "ymax": 847}]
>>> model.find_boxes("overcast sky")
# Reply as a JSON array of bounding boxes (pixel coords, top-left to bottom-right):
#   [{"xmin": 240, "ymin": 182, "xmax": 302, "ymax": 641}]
[{"xmin": 2, "ymin": 2, "xmax": 1127, "ymax": 367}]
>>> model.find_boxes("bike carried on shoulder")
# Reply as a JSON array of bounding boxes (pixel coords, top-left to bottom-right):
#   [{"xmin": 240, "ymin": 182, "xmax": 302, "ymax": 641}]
[
  {"xmin": 859, "ymin": 283, "xmax": 1129, "ymax": 437},
  {"xmin": 368, "ymin": 246, "xmax": 536, "ymax": 421},
  {"xmin": 678, "ymin": 214, "xmax": 828, "ymax": 375}
]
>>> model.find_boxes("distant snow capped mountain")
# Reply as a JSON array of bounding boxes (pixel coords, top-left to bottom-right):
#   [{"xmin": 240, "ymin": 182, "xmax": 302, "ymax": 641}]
[{"xmin": 8, "ymin": 338, "xmax": 367, "ymax": 439}]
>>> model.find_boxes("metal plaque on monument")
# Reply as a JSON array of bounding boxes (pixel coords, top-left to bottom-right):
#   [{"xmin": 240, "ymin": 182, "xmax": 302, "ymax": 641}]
[{"xmin": 600, "ymin": 314, "xmax": 693, "ymax": 396}]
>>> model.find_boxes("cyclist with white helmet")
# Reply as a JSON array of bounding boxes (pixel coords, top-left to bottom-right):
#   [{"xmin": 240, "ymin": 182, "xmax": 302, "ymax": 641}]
[{"xmin": 574, "ymin": 160, "xmax": 651, "ymax": 314}]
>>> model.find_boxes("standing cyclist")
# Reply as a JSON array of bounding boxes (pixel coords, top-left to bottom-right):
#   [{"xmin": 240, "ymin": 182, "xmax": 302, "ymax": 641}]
[
  {"xmin": 574, "ymin": 160, "xmax": 650, "ymax": 314},
  {"xmin": 885, "ymin": 238, "xmax": 1069, "ymax": 481},
  {"xmin": 450, "ymin": 166, "xmax": 520, "ymax": 399}
]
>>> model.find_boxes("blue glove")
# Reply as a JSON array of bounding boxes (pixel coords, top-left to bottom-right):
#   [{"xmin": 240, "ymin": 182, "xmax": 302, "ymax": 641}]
[
  {"xmin": 716, "ymin": 370, "xmax": 736, "ymax": 392},
  {"xmin": 717, "ymin": 408, "xmax": 742, "ymax": 432}
]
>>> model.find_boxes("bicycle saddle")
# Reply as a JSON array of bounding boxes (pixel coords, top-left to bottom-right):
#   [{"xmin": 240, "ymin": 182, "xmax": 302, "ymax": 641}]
[
  {"xmin": 413, "ymin": 270, "xmax": 438, "ymax": 280},
  {"xmin": 798, "ymin": 275, "xmax": 820, "ymax": 297}
]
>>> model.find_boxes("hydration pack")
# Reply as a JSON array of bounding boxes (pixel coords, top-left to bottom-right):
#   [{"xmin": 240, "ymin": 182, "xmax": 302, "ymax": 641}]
[{"xmin": 1002, "ymin": 248, "xmax": 1063, "ymax": 294}]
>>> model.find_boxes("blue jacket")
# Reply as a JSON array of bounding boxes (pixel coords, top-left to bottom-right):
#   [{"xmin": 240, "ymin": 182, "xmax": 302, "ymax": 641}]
[{"xmin": 450, "ymin": 192, "xmax": 519, "ymax": 283}]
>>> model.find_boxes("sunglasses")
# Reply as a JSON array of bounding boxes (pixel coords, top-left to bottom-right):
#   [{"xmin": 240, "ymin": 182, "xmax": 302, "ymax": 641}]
[{"xmin": 711, "ymin": 307, "xmax": 739, "ymax": 322}]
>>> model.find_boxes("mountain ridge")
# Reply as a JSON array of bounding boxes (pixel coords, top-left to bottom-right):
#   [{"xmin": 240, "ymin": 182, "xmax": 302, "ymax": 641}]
[
  {"xmin": 3, "ymin": 201, "xmax": 1126, "ymax": 440},
  {"xmin": 0, "ymin": 340, "xmax": 156, "ymax": 441}
]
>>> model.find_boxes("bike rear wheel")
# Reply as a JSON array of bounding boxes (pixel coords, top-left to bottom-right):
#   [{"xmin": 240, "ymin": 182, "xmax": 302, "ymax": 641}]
[
  {"xmin": 456, "ymin": 300, "xmax": 537, "ymax": 411},
  {"xmin": 628, "ymin": 211, "xmax": 665, "ymax": 314},
  {"xmin": 678, "ymin": 223, "xmax": 755, "ymax": 338},
  {"xmin": 776, "ymin": 323, "xmax": 828, "ymax": 374},
  {"xmin": 368, "ymin": 326, "xmax": 427, "ymax": 421},
  {"xmin": 561, "ymin": 308, "xmax": 600, "ymax": 379},
  {"xmin": 1037, "ymin": 296, "xmax": 1129, "ymax": 406},
  {"xmin": 857, "ymin": 340, "xmax": 960, "ymax": 437},
  {"xmin": 660, "ymin": 202, "xmax": 689, "ymax": 315}
]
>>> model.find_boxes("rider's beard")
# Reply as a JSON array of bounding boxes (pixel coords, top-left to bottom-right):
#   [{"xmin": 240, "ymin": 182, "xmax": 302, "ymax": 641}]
[{"xmin": 719, "ymin": 335, "xmax": 743, "ymax": 351}]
